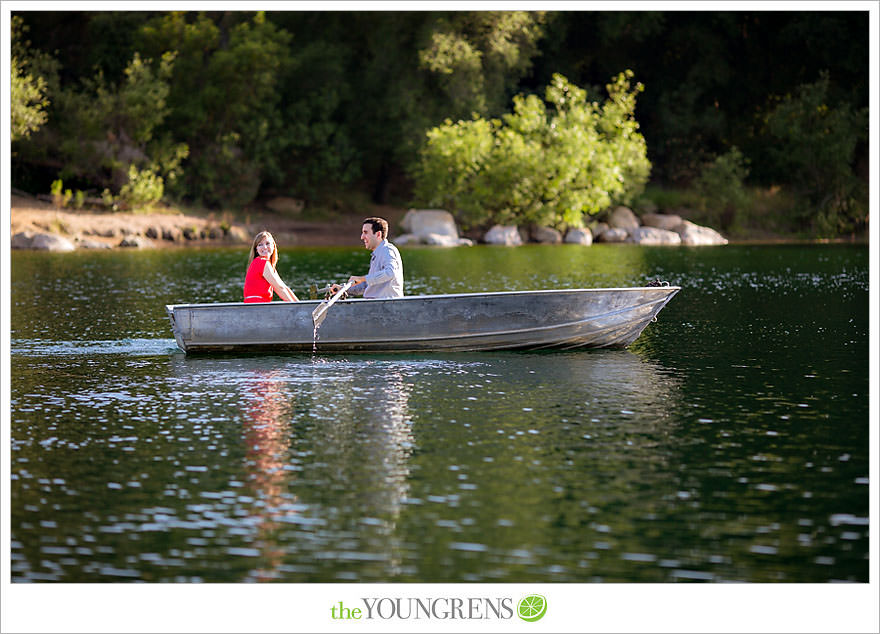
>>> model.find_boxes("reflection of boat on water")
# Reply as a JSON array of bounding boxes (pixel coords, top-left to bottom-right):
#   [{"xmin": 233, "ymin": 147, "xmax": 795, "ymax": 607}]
[
  {"xmin": 167, "ymin": 349, "xmax": 682, "ymax": 581},
  {"xmin": 166, "ymin": 286, "xmax": 680, "ymax": 354},
  {"xmin": 241, "ymin": 369, "xmax": 295, "ymax": 581},
  {"xmin": 170, "ymin": 356, "xmax": 416, "ymax": 578}
]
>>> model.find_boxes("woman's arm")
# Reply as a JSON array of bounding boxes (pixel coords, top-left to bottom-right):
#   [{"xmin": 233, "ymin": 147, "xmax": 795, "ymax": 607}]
[{"xmin": 263, "ymin": 264, "xmax": 299, "ymax": 301}]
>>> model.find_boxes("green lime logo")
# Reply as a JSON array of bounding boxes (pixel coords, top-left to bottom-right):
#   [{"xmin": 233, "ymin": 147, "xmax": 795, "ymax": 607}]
[{"xmin": 517, "ymin": 594, "xmax": 547, "ymax": 622}]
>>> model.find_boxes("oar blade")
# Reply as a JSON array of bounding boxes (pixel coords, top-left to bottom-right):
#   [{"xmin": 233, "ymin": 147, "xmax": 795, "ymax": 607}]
[
  {"xmin": 311, "ymin": 281, "xmax": 353, "ymax": 328},
  {"xmin": 312, "ymin": 303, "xmax": 329, "ymax": 328}
]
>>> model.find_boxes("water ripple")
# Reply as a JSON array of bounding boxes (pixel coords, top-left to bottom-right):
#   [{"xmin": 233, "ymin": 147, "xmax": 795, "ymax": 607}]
[{"xmin": 11, "ymin": 338, "xmax": 181, "ymax": 357}]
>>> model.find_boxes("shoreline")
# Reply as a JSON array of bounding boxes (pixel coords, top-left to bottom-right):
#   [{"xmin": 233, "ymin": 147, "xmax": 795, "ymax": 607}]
[
  {"xmin": 9, "ymin": 193, "xmax": 393, "ymax": 249},
  {"xmin": 9, "ymin": 193, "xmax": 867, "ymax": 251}
]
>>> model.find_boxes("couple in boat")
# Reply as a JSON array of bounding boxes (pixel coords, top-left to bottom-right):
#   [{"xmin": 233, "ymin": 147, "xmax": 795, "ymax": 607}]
[{"xmin": 243, "ymin": 216, "xmax": 404, "ymax": 303}]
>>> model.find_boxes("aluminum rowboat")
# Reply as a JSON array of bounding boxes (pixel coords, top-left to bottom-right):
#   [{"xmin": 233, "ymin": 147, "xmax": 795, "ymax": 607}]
[{"xmin": 165, "ymin": 286, "xmax": 679, "ymax": 354}]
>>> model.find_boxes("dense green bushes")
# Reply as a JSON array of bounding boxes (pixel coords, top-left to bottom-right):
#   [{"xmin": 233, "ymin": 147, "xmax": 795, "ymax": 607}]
[
  {"xmin": 411, "ymin": 72, "xmax": 650, "ymax": 230},
  {"xmin": 12, "ymin": 16, "xmax": 187, "ymax": 210},
  {"xmin": 763, "ymin": 72, "xmax": 868, "ymax": 236}
]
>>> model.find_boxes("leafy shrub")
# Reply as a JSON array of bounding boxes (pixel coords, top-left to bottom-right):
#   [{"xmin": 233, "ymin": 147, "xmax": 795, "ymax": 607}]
[
  {"xmin": 50, "ymin": 179, "xmax": 71, "ymax": 208},
  {"xmin": 694, "ymin": 146, "xmax": 750, "ymax": 229},
  {"xmin": 118, "ymin": 164, "xmax": 165, "ymax": 209},
  {"xmin": 411, "ymin": 71, "xmax": 650, "ymax": 230}
]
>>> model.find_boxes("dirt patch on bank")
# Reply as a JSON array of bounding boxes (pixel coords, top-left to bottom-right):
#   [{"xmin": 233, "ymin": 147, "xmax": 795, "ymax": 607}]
[{"xmin": 10, "ymin": 193, "xmax": 408, "ymax": 249}]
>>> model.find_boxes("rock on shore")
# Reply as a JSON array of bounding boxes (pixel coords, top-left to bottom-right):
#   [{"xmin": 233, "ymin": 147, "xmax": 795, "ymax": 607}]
[{"xmin": 396, "ymin": 205, "xmax": 726, "ymax": 248}]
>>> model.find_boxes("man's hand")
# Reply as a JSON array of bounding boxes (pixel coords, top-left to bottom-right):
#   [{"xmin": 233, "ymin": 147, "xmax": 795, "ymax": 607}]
[{"xmin": 330, "ymin": 277, "xmax": 363, "ymax": 295}]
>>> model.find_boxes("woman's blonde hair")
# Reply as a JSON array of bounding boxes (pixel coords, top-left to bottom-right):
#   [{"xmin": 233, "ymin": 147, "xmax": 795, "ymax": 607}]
[{"xmin": 248, "ymin": 231, "xmax": 278, "ymax": 270}]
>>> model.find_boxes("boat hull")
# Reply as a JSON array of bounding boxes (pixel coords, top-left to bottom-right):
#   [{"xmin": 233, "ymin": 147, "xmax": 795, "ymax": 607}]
[{"xmin": 166, "ymin": 287, "xmax": 679, "ymax": 354}]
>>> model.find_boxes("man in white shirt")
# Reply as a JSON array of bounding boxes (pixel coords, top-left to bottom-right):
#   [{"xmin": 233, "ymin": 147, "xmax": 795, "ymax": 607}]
[{"xmin": 333, "ymin": 217, "xmax": 404, "ymax": 299}]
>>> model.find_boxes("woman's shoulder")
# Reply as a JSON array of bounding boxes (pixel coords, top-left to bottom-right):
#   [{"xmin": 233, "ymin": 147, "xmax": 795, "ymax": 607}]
[{"xmin": 247, "ymin": 257, "xmax": 269, "ymax": 271}]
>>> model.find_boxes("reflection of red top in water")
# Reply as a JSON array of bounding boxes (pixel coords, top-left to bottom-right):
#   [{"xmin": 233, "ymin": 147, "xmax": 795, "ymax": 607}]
[{"xmin": 244, "ymin": 257, "xmax": 273, "ymax": 303}]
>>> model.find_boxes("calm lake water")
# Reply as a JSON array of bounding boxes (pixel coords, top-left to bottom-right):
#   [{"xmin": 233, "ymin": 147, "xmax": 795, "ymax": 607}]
[{"xmin": 8, "ymin": 244, "xmax": 869, "ymax": 583}]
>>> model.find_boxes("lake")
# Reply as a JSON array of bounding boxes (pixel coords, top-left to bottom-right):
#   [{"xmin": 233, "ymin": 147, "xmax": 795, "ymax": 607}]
[{"xmin": 7, "ymin": 243, "xmax": 869, "ymax": 585}]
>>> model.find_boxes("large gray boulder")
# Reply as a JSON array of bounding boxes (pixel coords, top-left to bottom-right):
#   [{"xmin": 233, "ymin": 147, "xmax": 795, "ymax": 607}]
[
  {"xmin": 483, "ymin": 225, "xmax": 523, "ymax": 246},
  {"xmin": 424, "ymin": 233, "xmax": 462, "ymax": 247},
  {"xmin": 564, "ymin": 228, "xmax": 593, "ymax": 245},
  {"xmin": 641, "ymin": 212, "xmax": 684, "ymax": 232},
  {"xmin": 677, "ymin": 220, "xmax": 728, "ymax": 245},
  {"xmin": 31, "ymin": 233, "xmax": 76, "ymax": 252},
  {"xmin": 596, "ymin": 227, "xmax": 629, "ymax": 243},
  {"xmin": 627, "ymin": 226, "xmax": 682, "ymax": 245},
  {"xmin": 394, "ymin": 232, "xmax": 473, "ymax": 247},
  {"xmin": 590, "ymin": 222, "xmax": 610, "ymax": 239},
  {"xmin": 531, "ymin": 226, "xmax": 562, "ymax": 244},
  {"xmin": 607, "ymin": 206, "xmax": 641, "ymax": 231},
  {"xmin": 11, "ymin": 231, "xmax": 35, "ymax": 249},
  {"xmin": 400, "ymin": 209, "xmax": 459, "ymax": 239},
  {"xmin": 393, "ymin": 233, "xmax": 420, "ymax": 246}
]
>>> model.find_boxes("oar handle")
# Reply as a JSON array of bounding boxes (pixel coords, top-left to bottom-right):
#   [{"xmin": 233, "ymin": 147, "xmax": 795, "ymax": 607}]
[
  {"xmin": 312, "ymin": 280, "xmax": 354, "ymax": 327},
  {"xmin": 324, "ymin": 281, "xmax": 353, "ymax": 309}
]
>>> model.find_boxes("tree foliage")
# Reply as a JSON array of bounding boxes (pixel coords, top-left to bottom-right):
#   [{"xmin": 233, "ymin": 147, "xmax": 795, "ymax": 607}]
[
  {"xmin": 48, "ymin": 50, "xmax": 186, "ymax": 207},
  {"xmin": 137, "ymin": 11, "xmax": 293, "ymax": 207},
  {"xmin": 419, "ymin": 11, "xmax": 547, "ymax": 117},
  {"xmin": 9, "ymin": 10, "xmax": 869, "ymax": 236},
  {"xmin": 763, "ymin": 72, "xmax": 868, "ymax": 235},
  {"xmin": 412, "ymin": 72, "xmax": 650, "ymax": 229},
  {"xmin": 10, "ymin": 17, "xmax": 49, "ymax": 142},
  {"xmin": 10, "ymin": 56, "xmax": 49, "ymax": 142}
]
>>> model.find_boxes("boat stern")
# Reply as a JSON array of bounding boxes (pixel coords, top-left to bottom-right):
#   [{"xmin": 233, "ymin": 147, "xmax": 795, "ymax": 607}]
[{"xmin": 165, "ymin": 305, "xmax": 189, "ymax": 353}]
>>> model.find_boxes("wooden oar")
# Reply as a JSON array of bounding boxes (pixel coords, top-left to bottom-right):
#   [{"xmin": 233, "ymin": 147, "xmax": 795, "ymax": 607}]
[{"xmin": 311, "ymin": 281, "xmax": 353, "ymax": 328}]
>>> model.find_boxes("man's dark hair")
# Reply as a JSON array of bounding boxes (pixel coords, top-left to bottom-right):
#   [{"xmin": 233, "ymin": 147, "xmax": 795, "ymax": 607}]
[{"xmin": 363, "ymin": 217, "xmax": 389, "ymax": 239}]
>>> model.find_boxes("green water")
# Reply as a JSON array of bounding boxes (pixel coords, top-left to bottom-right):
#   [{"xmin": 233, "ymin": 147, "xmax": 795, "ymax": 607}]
[{"xmin": 8, "ymin": 244, "xmax": 869, "ymax": 582}]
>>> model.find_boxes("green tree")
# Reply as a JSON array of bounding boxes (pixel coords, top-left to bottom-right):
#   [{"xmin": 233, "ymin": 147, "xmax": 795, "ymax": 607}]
[
  {"xmin": 138, "ymin": 11, "xmax": 292, "ymax": 207},
  {"xmin": 11, "ymin": 56, "xmax": 49, "ymax": 142},
  {"xmin": 271, "ymin": 11, "xmax": 547, "ymax": 204},
  {"xmin": 47, "ymin": 50, "xmax": 187, "ymax": 207},
  {"xmin": 763, "ymin": 72, "xmax": 867, "ymax": 234},
  {"xmin": 412, "ymin": 71, "xmax": 650, "ymax": 230},
  {"xmin": 419, "ymin": 11, "xmax": 547, "ymax": 118},
  {"xmin": 10, "ymin": 10, "xmax": 867, "ymax": 237},
  {"xmin": 10, "ymin": 16, "xmax": 51, "ymax": 142}
]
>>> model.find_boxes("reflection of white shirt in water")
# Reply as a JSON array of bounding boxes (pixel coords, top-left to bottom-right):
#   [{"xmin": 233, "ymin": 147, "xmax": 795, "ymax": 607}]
[{"xmin": 350, "ymin": 239, "xmax": 404, "ymax": 298}]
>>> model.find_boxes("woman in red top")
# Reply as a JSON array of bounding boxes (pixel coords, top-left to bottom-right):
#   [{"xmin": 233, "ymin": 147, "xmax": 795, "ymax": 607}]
[{"xmin": 243, "ymin": 231, "xmax": 299, "ymax": 303}]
